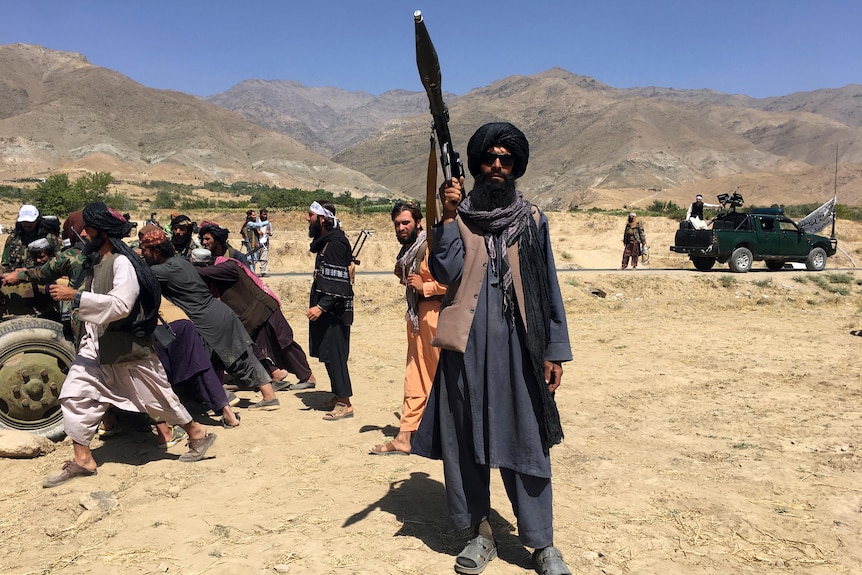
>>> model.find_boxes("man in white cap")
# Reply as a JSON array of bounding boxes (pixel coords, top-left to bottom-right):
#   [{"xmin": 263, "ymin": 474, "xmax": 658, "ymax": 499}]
[
  {"xmin": 1, "ymin": 204, "xmax": 61, "ymax": 273},
  {"xmin": 686, "ymin": 194, "xmax": 721, "ymax": 229}
]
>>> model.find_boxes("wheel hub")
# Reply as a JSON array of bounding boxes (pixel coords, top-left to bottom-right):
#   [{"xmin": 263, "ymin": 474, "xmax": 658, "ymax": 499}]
[{"xmin": 0, "ymin": 352, "xmax": 65, "ymax": 423}]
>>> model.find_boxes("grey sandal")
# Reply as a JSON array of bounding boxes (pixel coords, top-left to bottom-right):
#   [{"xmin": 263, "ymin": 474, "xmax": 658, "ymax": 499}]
[
  {"xmin": 533, "ymin": 546, "xmax": 572, "ymax": 575},
  {"xmin": 454, "ymin": 534, "xmax": 497, "ymax": 574}
]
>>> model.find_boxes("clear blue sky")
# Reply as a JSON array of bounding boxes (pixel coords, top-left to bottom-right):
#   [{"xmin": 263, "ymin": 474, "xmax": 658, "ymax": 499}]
[{"xmin": 1, "ymin": 0, "xmax": 859, "ymax": 99}]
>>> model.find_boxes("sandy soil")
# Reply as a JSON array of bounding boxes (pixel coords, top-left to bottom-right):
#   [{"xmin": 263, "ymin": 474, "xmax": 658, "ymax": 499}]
[{"xmin": 2, "ymin": 211, "xmax": 862, "ymax": 574}]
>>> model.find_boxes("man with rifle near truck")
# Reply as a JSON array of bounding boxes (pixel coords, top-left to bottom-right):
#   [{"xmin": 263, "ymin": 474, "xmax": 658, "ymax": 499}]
[{"xmin": 410, "ymin": 12, "xmax": 574, "ymax": 575}]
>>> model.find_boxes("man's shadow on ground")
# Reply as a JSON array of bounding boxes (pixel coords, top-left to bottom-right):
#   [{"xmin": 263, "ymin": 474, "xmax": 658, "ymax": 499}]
[{"xmin": 341, "ymin": 473, "xmax": 535, "ymax": 570}]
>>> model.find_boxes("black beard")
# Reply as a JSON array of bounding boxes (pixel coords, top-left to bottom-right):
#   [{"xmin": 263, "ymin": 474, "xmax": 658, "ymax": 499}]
[
  {"xmin": 397, "ymin": 227, "xmax": 419, "ymax": 246},
  {"xmin": 308, "ymin": 219, "xmax": 322, "ymax": 239},
  {"xmin": 469, "ymin": 172, "xmax": 517, "ymax": 212},
  {"xmin": 171, "ymin": 233, "xmax": 191, "ymax": 252},
  {"xmin": 82, "ymin": 234, "xmax": 106, "ymax": 266}
]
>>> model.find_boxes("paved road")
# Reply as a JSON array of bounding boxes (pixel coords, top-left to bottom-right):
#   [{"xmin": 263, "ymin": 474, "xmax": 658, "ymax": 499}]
[{"xmin": 262, "ymin": 266, "xmax": 858, "ymax": 279}]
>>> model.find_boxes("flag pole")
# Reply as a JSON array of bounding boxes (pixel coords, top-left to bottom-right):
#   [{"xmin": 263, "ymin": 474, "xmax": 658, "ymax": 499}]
[{"xmin": 831, "ymin": 145, "xmax": 838, "ymax": 240}]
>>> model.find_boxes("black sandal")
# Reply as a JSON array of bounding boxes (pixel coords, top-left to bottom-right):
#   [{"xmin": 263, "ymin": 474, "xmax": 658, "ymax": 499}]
[{"xmin": 454, "ymin": 534, "xmax": 497, "ymax": 574}]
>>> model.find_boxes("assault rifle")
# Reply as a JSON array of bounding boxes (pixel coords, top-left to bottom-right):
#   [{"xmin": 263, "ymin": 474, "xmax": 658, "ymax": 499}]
[
  {"xmin": 351, "ymin": 229, "xmax": 371, "ymax": 266},
  {"xmin": 414, "ymin": 10, "xmax": 463, "ymax": 230}
]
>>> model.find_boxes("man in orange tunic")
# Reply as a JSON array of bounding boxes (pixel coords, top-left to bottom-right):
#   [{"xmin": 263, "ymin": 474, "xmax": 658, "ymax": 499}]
[{"xmin": 371, "ymin": 200, "xmax": 446, "ymax": 455}]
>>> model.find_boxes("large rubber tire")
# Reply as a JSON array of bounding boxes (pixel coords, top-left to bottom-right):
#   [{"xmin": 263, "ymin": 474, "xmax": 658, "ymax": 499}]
[
  {"xmin": 805, "ymin": 247, "xmax": 827, "ymax": 271},
  {"xmin": 728, "ymin": 247, "xmax": 753, "ymax": 273},
  {"xmin": 0, "ymin": 317, "xmax": 75, "ymax": 440},
  {"xmin": 765, "ymin": 260, "xmax": 786, "ymax": 271},
  {"xmin": 692, "ymin": 257, "xmax": 716, "ymax": 271}
]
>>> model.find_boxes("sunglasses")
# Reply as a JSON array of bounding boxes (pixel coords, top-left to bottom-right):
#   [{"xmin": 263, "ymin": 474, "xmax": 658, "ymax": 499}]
[{"xmin": 480, "ymin": 152, "xmax": 515, "ymax": 167}]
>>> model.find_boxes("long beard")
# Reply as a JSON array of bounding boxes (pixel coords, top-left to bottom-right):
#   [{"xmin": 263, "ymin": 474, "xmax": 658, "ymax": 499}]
[
  {"xmin": 171, "ymin": 233, "xmax": 191, "ymax": 252},
  {"xmin": 397, "ymin": 227, "xmax": 419, "ymax": 246},
  {"xmin": 308, "ymin": 219, "xmax": 322, "ymax": 239},
  {"xmin": 469, "ymin": 172, "xmax": 517, "ymax": 212}
]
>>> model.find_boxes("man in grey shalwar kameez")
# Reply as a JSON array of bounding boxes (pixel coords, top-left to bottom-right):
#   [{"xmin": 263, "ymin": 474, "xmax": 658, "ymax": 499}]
[
  {"xmin": 412, "ymin": 122, "xmax": 573, "ymax": 575},
  {"xmin": 140, "ymin": 228, "xmax": 280, "ymax": 411}
]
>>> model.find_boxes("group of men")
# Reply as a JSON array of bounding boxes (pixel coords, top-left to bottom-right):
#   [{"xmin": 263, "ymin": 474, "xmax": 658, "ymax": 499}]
[{"xmin": 3, "ymin": 120, "xmax": 576, "ymax": 575}]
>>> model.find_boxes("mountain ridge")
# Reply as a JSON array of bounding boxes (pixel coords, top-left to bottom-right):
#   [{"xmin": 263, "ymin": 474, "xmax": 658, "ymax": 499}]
[{"xmin": 2, "ymin": 43, "xmax": 861, "ymax": 210}]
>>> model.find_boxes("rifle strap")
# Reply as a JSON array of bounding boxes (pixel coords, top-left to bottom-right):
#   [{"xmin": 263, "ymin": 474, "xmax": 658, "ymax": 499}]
[{"xmin": 425, "ymin": 134, "xmax": 438, "ymax": 248}]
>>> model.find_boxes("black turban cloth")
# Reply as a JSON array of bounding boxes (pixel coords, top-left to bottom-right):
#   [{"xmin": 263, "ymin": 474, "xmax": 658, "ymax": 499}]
[
  {"xmin": 466, "ymin": 121, "xmax": 530, "ymax": 180},
  {"xmin": 198, "ymin": 222, "xmax": 229, "ymax": 246},
  {"xmin": 170, "ymin": 214, "xmax": 193, "ymax": 229},
  {"xmin": 81, "ymin": 202, "xmax": 161, "ymax": 337}
]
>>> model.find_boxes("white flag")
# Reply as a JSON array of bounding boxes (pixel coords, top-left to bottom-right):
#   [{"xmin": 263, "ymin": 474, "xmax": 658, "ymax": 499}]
[{"xmin": 798, "ymin": 196, "xmax": 836, "ymax": 234}]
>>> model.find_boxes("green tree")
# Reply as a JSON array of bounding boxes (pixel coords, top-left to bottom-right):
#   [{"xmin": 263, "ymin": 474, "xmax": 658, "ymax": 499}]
[
  {"xmin": 33, "ymin": 174, "xmax": 74, "ymax": 215},
  {"xmin": 152, "ymin": 190, "xmax": 177, "ymax": 209},
  {"xmin": 33, "ymin": 172, "xmax": 116, "ymax": 215}
]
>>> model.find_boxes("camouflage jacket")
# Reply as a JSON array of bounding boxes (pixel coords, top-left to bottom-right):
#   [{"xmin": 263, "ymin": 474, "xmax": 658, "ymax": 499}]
[
  {"xmin": 16, "ymin": 246, "xmax": 86, "ymax": 286},
  {"xmin": 1, "ymin": 232, "xmax": 62, "ymax": 273}
]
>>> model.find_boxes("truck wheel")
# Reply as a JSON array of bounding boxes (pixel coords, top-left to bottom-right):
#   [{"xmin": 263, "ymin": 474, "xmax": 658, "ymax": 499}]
[
  {"xmin": 0, "ymin": 317, "xmax": 75, "ymax": 440},
  {"xmin": 728, "ymin": 247, "xmax": 753, "ymax": 273},
  {"xmin": 765, "ymin": 260, "xmax": 785, "ymax": 271},
  {"xmin": 692, "ymin": 257, "xmax": 716, "ymax": 271},
  {"xmin": 806, "ymin": 247, "xmax": 827, "ymax": 271}
]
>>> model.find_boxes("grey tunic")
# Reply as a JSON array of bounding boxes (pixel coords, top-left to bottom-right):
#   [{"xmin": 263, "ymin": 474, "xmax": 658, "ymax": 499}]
[
  {"xmin": 150, "ymin": 256, "xmax": 251, "ymax": 367},
  {"xmin": 412, "ymin": 210, "xmax": 572, "ymax": 478}
]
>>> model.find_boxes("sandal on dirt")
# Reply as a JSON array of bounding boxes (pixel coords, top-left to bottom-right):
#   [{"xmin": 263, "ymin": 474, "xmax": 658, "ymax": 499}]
[
  {"xmin": 158, "ymin": 425, "xmax": 188, "ymax": 449},
  {"xmin": 454, "ymin": 534, "xmax": 497, "ymax": 574},
  {"xmin": 322, "ymin": 402, "xmax": 354, "ymax": 421},
  {"xmin": 287, "ymin": 379, "xmax": 316, "ymax": 391},
  {"xmin": 318, "ymin": 396, "xmax": 339, "ymax": 411},
  {"xmin": 179, "ymin": 432, "xmax": 217, "ymax": 462},
  {"xmin": 533, "ymin": 546, "xmax": 572, "ymax": 575},
  {"xmin": 370, "ymin": 441, "xmax": 409, "ymax": 456},
  {"xmin": 43, "ymin": 460, "xmax": 97, "ymax": 489},
  {"xmin": 220, "ymin": 412, "xmax": 241, "ymax": 428}
]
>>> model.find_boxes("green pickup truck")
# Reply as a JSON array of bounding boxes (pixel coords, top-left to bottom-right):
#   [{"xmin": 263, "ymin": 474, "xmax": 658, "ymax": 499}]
[{"xmin": 670, "ymin": 202, "xmax": 838, "ymax": 273}]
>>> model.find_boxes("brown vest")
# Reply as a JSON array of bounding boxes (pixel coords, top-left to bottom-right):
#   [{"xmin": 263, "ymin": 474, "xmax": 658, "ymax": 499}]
[
  {"xmin": 431, "ymin": 210, "xmax": 537, "ymax": 353},
  {"xmin": 86, "ymin": 252, "xmax": 154, "ymax": 364}
]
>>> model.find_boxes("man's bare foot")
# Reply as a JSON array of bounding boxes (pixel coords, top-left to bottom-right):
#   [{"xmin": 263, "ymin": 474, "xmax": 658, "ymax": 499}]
[{"xmin": 370, "ymin": 440, "xmax": 410, "ymax": 455}]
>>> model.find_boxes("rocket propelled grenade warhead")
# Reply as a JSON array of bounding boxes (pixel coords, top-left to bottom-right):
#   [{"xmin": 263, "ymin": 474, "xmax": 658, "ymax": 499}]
[
  {"xmin": 414, "ymin": 10, "xmax": 462, "ymax": 187},
  {"xmin": 414, "ymin": 11, "xmax": 446, "ymax": 120}
]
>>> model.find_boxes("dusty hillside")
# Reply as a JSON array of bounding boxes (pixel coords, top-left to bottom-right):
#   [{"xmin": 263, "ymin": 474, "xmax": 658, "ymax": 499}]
[
  {"xmin": 5, "ymin": 44, "xmax": 862, "ymax": 211},
  {"xmin": 0, "ymin": 44, "xmax": 394, "ymax": 198}
]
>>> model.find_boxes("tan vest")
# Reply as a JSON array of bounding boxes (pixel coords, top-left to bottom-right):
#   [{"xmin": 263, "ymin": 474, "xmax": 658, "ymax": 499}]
[
  {"xmin": 86, "ymin": 252, "xmax": 154, "ymax": 364},
  {"xmin": 431, "ymin": 213, "xmax": 533, "ymax": 353}
]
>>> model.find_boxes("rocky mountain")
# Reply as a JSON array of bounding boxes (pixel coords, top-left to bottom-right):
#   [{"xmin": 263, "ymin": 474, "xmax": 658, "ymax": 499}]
[
  {"xmin": 3, "ymin": 43, "xmax": 862, "ymax": 210},
  {"xmin": 206, "ymin": 67, "xmax": 862, "ymax": 208},
  {"xmin": 332, "ymin": 69, "xmax": 862, "ymax": 208},
  {"xmin": 0, "ymin": 43, "xmax": 394, "ymax": 198},
  {"xmin": 204, "ymin": 80, "xmax": 442, "ymax": 156}
]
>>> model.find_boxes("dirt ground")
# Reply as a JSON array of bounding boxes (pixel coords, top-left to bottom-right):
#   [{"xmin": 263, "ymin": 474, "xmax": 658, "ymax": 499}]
[{"xmin": 2, "ymin": 211, "xmax": 862, "ymax": 574}]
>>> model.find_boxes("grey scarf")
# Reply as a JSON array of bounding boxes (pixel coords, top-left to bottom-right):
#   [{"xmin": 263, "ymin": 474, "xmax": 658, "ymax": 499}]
[{"xmin": 395, "ymin": 229, "xmax": 427, "ymax": 333}]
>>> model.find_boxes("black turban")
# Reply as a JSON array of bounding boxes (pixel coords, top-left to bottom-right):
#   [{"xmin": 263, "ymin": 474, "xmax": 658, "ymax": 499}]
[
  {"xmin": 80, "ymin": 201, "xmax": 161, "ymax": 337},
  {"xmin": 466, "ymin": 121, "xmax": 530, "ymax": 180},
  {"xmin": 170, "ymin": 214, "xmax": 193, "ymax": 229},
  {"xmin": 82, "ymin": 202, "xmax": 135, "ymax": 238},
  {"xmin": 198, "ymin": 222, "xmax": 229, "ymax": 246}
]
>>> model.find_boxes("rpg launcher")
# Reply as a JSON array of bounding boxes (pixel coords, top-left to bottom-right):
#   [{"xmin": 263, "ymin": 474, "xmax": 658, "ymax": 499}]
[{"xmin": 414, "ymin": 10, "xmax": 463, "ymax": 229}]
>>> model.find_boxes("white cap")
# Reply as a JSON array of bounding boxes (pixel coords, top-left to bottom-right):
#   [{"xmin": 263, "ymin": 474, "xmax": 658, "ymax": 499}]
[
  {"xmin": 28, "ymin": 237, "xmax": 50, "ymax": 251},
  {"xmin": 18, "ymin": 204, "xmax": 39, "ymax": 222},
  {"xmin": 695, "ymin": 194, "xmax": 703, "ymax": 200},
  {"xmin": 629, "ymin": 212, "xmax": 636, "ymax": 217},
  {"xmin": 190, "ymin": 248, "xmax": 212, "ymax": 264}
]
